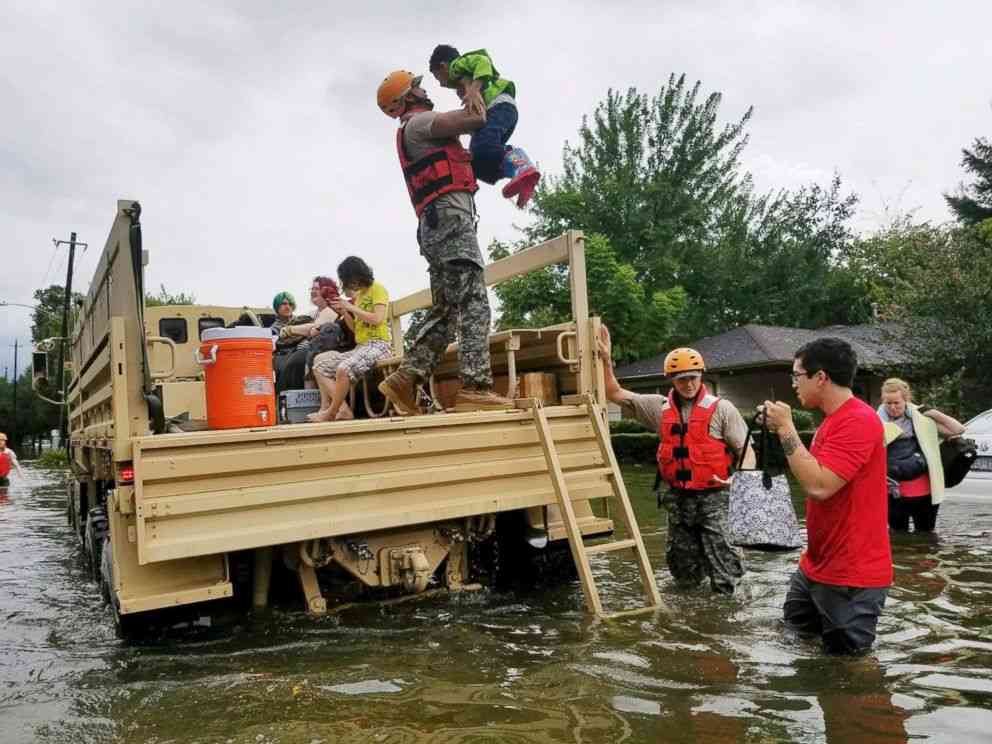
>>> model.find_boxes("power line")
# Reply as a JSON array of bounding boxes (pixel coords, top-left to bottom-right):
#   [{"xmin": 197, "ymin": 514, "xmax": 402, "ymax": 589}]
[{"xmin": 39, "ymin": 239, "xmax": 61, "ymax": 289}]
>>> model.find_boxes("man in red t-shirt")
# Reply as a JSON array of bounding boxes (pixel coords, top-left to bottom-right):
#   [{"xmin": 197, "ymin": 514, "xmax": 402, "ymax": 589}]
[{"xmin": 763, "ymin": 338, "xmax": 892, "ymax": 655}]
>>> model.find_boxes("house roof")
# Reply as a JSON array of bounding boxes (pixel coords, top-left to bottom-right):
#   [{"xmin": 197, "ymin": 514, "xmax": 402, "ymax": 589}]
[{"xmin": 615, "ymin": 323, "xmax": 911, "ymax": 380}]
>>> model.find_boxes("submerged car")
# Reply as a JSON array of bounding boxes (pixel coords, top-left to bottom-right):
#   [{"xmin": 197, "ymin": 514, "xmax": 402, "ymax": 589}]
[
  {"xmin": 965, "ymin": 409, "xmax": 992, "ymax": 474},
  {"xmin": 948, "ymin": 409, "xmax": 992, "ymax": 501}
]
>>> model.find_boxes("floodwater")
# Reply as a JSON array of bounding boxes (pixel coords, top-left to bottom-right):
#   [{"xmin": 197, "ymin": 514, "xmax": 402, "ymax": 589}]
[{"xmin": 2, "ymin": 464, "xmax": 992, "ymax": 744}]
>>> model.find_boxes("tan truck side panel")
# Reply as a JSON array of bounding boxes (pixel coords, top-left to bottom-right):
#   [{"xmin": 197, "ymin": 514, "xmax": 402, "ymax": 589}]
[
  {"xmin": 106, "ymin": 490, "xmax": 232, "ymax": 615},
  {"xmin": 69, "ymin": 200, "xmax": 149, "ymax": 462},
  {"xmin": 132, "ymin": 406, "xmax": 611, "ymax": 564}
]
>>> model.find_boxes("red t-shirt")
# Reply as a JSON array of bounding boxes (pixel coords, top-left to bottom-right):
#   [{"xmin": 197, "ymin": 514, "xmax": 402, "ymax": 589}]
[{"xmin": 799, "ymin": 396, "xmax": 892, "ymax": 588}]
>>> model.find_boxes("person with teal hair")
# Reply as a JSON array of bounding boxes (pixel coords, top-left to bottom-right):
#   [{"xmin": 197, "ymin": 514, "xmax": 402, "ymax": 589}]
[
  {"xmin": 272, "ymin": 290, "xmax": 304, "ymax": 392},
  {"xmin": 271, "ymin": 291, "xmax": 297, "ymax": 335},
  {"xmin": 273, "ymin": 291, "xmax": 296, "ymax": 315}
]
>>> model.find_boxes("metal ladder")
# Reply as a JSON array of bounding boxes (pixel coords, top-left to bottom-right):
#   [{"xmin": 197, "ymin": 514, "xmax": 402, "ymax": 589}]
[{"xmin": 527, "ymin": 395, "xmax": 664, "ymax": 619}]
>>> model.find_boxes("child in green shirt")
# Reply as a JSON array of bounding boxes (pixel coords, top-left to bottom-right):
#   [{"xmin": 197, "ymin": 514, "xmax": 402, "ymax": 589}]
[{"xmin": 429, "ymin": 44, "xmax": 540, "ymax": 208}]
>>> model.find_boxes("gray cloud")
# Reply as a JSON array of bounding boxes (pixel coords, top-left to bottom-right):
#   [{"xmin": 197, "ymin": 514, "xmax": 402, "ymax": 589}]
[{"xmin": 2, "ymin": 0, "xmax": 990, "ymax": 376}]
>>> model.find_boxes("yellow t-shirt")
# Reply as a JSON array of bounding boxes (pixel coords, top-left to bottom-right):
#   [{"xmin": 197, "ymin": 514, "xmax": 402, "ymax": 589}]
[{"xmin": 353, "ymin": 281, "xmax": 390, "ymax": 345}]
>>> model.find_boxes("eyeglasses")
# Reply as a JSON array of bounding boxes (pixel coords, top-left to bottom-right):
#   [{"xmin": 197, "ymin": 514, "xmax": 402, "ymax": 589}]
[{"xmin": 790, "ymin": 369, "xmax": 819, "ymax": 382}]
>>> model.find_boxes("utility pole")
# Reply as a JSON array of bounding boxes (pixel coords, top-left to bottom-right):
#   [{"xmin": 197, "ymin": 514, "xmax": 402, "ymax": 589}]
[
  {"xmin": 53, "ymin": 232, "xmax": 85, "ymax": 448},
  {"xmin": 56, "ymin": 233, "xmax": 77, "ymax": 404},
  {"xmin": 11, "ymin": 339, "xmax": 18, "ymax": 449}
]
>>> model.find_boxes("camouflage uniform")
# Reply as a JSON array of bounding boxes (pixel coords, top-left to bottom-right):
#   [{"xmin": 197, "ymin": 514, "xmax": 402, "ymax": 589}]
[
  {"xmin": 400, "ymin": 208, "xmax": 494, "ymax": 390},
  {"xmin": 662, "ymin": 488, "xmax": 743, "ymax": 594},
  {"xmin": 621, "ymin": 393, "xmax": 746, "ymax": 594}
]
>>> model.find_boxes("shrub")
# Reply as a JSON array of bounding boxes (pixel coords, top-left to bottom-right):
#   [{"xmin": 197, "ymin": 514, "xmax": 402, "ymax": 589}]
[
  {"xmin": 610, "ymin": 433, "xmax": 659, "ymax": 463},
  {"xmin": 36, "ymin": 449, "xmax": 68, "ymax": 468},
  {"xmin": 741, "ymin": 407, "xmax": 821, "ymax": 431},
  {"xmin": 609, "ymin": 418, "xmax": 651, "ymax": 434}
]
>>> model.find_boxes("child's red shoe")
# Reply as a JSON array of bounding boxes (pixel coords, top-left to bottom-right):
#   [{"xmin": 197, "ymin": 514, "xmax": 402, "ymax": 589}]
[
  {"xmin": 501, "ymin": 147, "xmax": 540, "ymax": 208},
  {"xmin": 511, "ymin": 170, "xmax": 540, "ymax": 208}
]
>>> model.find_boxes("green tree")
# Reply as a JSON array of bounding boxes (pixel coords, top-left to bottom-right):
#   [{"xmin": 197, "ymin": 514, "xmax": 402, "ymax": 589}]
[
  {"xmin": 490, "ymin": 233, "xmax": 687, "ymax": 362},
  {"xmin": 685, "ymin": 174, "xmax": 868, "ymax": 335},
  {"xmin": 945, "ymin": 137, "xmax": 992, "ymax": 225},
  {"xmin": 510, "ymin": 75, "xmax": 865, "ymax": 353},
  {"xmin": 528, "ymin": 75, "xmax": 753, "ymax": 294},
  {"xmin": 30, "ymin": 284, "xmax": 83, "ymax": 343},
  {"xmin": 848, "ymin": 218, "xmax": 992, "ymax": 419},
  {"xmin": 145, "ymin": 284, "xmax": 196, "ymax": 307},
  {"xmin": 0, "ymin": 368, "xmax": 60, "ymax": 451},
  {"xmin": 29, "ymin": 284, "xmax": 84, "ymax": 415}
]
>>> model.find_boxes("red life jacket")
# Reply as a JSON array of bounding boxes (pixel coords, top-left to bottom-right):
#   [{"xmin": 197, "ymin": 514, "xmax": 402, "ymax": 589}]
[
  {"xmin": 0, "ymin": 451, "xmax": 11, "ymax": 478},
  {"xmin": 657, "ymin": 385, "xmax": 734, "ymax": 491},
  {"xmin": 396, "ymin": 121, "xmax": 478, "ymax": 217}
]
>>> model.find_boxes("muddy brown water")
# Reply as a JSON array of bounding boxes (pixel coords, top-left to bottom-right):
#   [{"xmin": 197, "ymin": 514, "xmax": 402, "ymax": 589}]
[{"xmin": 1, "ymin": 464, "xmax": 991, "ymax": 743}]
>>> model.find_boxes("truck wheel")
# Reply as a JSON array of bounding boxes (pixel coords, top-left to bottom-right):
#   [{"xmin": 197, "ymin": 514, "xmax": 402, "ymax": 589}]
[
  {"xmin": 74, "ymin": 482, "xmax": 90, "ymax": 544},
  {"xmin": 100, "ymin": 539, "xmax": 144, "ymax": 641},
  {"xmin": 110, "ymin": 595, "xmax": 145, "ymax": 641},
  {"xmin": 85, "ymin": 507, "xmax": 109, "ymax": 581},
  {"xmin": 99, "ymin": 536, "xmax": 112, "ymax": 605}
]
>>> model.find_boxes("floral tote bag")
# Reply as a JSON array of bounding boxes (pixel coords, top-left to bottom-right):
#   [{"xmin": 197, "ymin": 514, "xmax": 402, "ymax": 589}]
[{"xmin": 728, "ymin": 414, "xmax": 803, "ymax": 551}]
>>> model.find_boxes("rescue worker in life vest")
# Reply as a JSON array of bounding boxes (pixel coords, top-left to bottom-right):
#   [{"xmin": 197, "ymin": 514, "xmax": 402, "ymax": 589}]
[
  {"xmin": 375, "ymin": 69, "xmax": 512, "ymax": 414},
  {"xmin": 0, "ymin": 432, "xmax": 26, "ymax": 488},
  {"xmin": 598, "ymin": 326, "xmax": 753, "ymax": 594}
]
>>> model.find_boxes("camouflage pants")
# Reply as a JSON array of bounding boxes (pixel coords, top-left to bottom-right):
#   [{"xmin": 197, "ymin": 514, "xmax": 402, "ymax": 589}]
[
  {"xmin": 401, "ymin": 259, "xmax": 494, "ymax": 390},
  {"xmin": 664, "ymin": 489, "xmax": 744, "ymax": 594}
]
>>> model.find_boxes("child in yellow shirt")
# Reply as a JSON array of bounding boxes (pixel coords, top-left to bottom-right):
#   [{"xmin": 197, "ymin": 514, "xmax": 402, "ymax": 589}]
[{"xmin": 308, "ymin": 257, "xmax": 392, "ymax": 422}]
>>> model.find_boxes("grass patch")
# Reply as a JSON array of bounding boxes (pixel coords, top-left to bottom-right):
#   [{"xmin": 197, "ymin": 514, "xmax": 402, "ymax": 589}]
[{"xmin": 35, "ymin": 449, "xmax": 68, "ymax": 468}]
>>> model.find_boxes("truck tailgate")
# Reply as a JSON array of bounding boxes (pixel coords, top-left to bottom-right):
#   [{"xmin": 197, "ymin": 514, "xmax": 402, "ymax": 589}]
[{"xmin": 132, "ymin": 406, "xmax": 614, "ymax": 564}]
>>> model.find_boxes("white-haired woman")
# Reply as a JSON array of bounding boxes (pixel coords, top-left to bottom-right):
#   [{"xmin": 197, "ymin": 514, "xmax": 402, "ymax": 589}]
[{"xmin": 877, "ymin": 378, "xmax": 965, "ymax": 532}]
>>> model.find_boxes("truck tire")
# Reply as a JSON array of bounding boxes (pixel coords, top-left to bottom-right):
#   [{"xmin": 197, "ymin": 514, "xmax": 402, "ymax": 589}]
[
  {"xmin": 85, "ymin": 507, "xmax": 109, "ymax": 581},
  {"xmin": 72, "ymin": 483, "xmax": 90, "ymax": 545},
  {"xmin": 100, "ymin": 535, "xmax": 144, "ymax": 641},
  {"xmin": 99, "ymin": 536, "xmax": 112, "ymax": 605},
  {"xmin": 481, "ymin": 512, "xmax": 577, "ymax": 589}
]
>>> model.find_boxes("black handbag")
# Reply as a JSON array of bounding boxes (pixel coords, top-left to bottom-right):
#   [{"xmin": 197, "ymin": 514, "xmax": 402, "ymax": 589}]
[
  {"xmin": 941, "ymin": 436, "xmax": 978, "ymax": 489},
  {"xmin": 727, "ymin": 413, "xmax": 803, "ymax": 551},
  {"xmin": 305, "ymin": 318, "xmax": 356, "ymax": 369}
]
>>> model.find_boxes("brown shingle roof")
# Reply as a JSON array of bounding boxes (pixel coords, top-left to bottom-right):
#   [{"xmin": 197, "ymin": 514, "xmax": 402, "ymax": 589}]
[{"xmin": 615, "ymin": 323, "xmax": 910, "ymax": 380}]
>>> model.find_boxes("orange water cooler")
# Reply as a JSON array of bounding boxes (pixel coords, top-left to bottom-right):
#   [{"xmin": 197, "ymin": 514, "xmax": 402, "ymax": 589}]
[{"xmin": 196, "ymin": 327, "xmax": 276, "ymax": 430}]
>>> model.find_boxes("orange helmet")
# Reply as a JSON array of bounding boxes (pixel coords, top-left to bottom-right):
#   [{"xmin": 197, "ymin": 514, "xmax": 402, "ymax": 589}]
[
  {"xmin": 664, "ymin": 347, "xmax": 705, "ymax": 377},
  {"xmin": 377, "ymin": 70, "xmax": 421, "ymax": 118}
]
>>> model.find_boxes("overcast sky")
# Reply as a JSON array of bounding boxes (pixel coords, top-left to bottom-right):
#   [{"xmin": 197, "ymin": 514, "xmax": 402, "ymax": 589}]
[{"xmin": 2, "ymin": 0, "xmax": 990, "ymax": 379}]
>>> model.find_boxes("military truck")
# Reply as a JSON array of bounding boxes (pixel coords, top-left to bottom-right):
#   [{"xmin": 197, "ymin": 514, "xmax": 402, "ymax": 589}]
[{"xmin": 44, "ymin": 199, "xmax": 659, "ymax": 637}]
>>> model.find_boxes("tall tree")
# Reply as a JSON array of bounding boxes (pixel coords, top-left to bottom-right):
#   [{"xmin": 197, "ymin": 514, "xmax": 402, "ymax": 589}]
[
  {"xmin": 30, "ymin": 284, "xmax": 82, "ymax": 344},
  {"xmin": 508, "ymin": 75, "xmax": 865, "ymax": 354},
  {"xmin": 490, "ymin": 234, "xmax": 687, "ymax": 362},
  {"xmin": 945, "ymin": 137, "xmax": 992, "ymax": 225},
  {"xmin": 0, "ymin": 366, "xmax": 61, "ymax": 448},
  {"xmin": 529, "ymin": 75, "xmax": 753, "ymax": 295},
  {"xmin": 684, "ymin": 174, "xmax": 868, "ymax": 335},
  {"xmin": 848, "ymin": 218, "xmax": 992, "ymax": 419}
]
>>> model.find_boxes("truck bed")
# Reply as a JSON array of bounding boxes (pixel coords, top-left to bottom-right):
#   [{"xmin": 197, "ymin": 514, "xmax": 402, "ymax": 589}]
[{"xmin": 132, "ymin": 403, "xmax": 613, "ymax": 565}]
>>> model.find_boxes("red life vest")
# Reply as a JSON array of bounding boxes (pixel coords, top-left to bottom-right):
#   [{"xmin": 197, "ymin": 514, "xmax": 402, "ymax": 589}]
[
  {"xmin": 657, "ymin": 385, "xmax": 734, "ymax": 491},
  {"xmin": 0, "ymin": 451, "xmax": 11, "ymax": 478},
  {"xmin": 396, "ymin": 121, "xmax": 478, "ymax": 217}
]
